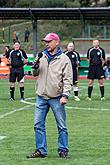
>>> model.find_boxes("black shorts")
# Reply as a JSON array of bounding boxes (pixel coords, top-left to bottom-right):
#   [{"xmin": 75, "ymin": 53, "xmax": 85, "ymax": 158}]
[
  {"xmin": 73, "ymin": 67, "xmax": 78, "ymax": 84},
  {"xmin": 87, "ymin": 65, "xmax": 104, "ymax": 80},
  {"xmin": 9, "ymin": 67, "xmax": 24, "ymax": 82}
]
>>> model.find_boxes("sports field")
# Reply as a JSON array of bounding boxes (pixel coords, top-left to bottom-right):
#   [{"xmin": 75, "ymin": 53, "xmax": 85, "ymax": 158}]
[{"xmin": 0, "ymin": 78, "xmax": 110, "ymax": 165}]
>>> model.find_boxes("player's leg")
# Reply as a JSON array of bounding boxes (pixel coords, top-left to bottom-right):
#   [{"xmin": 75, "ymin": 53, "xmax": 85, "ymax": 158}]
[
  {"xmin": 87, "ymin": 79, "xmax": 94, "ymax": 100},
  {"xmin": 87, "ymin": 65, "xmax": 95, "ymax": 100},
  {"xmin": 17, "ymin": 68, "xmax": 25, "ymax": 100},
  {"xmin": 73, "ymin": 68, "xmax": 80, "ymax": 101},
  {"xmin": 97, "ymin": 65, "xmax": 105, "ymax": 100},
  {"xmin": 74, "ymin": 83, "xmax": 80, "ymax": 101},
  {"xmin": 19, "ymin": 81, "xmax": 24, "ymax": 100},
  {"xmin": 10, "ymin": 82, "xmax": 15, "ymax": 100},
  {"xmin": 9, "ymin": 69, "xmax": 16, "ymax": 100},
  {"xmin": 98, "ymin": 78, "xmax": 105, "ymax": 100}
]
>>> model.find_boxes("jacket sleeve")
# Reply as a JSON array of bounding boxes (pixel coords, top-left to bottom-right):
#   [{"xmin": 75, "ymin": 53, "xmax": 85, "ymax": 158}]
[{"xmin": 62, "ymin": 57, "xmax": 73, "ymax": 98}]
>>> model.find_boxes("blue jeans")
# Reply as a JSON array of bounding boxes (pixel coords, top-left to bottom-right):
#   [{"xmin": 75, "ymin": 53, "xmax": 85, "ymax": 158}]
[{"xmin": 34, "ymin": 95, "xmax": 68, "ymax": 156}]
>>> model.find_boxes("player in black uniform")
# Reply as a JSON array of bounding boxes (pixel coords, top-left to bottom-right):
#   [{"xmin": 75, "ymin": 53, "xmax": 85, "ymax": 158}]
[
  {"xmin": 87, "ymin": 39, "xmax": 107, "ymax": 101},
  {"xmin": 65, "ymin": 42, "xmax": 80, "ymax": 101},
  {"xmin": 6, "ymin": 41, "xmax": 28, "ymax": 101}
]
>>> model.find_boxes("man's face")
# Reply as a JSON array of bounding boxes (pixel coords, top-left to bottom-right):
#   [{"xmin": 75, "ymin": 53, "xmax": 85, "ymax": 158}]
[
  {"xmin": 45, "ymin": 40, "xmax": 59, "ymax": 53},
  {"xmin": 14, "ymin": 43, "xmax": 20, "ymax": 50},
  {"xmin": 5, "ymin": 47, "xmax": 9, "ymax": 52},
  {"xmin": 93, "ymin": 40, "xmax": 99, "ymax": 48},
  {"xmin": 67, "ymin": 43, "xmax": 74, "ymax": 52}
]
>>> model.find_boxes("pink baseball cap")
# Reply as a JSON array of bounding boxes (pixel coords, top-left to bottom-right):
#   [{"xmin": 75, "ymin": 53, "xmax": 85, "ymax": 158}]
[{"xmin": 42, "ymin": 33, "xmax": 60, "ymax": 42}]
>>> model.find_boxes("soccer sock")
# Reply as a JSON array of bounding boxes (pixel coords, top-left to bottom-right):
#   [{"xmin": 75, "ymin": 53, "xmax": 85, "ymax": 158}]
[
  {"xmin": 20, "ymin": 87, "xmax": 24, "ymax": 98},
  {"xmin": 88, "ymin": 86, "xmax": 93, "ymax": 98},
  {"xmin": 10, "ymin": 87, "xmax": 15, "ymax": 99},
  {"xmin": 100, "ymin": 86, "xmax": 104, "ymax": 97},
  {"xmin": 74, "ymin": 87, "xmax": 78, "ymax": 96}
]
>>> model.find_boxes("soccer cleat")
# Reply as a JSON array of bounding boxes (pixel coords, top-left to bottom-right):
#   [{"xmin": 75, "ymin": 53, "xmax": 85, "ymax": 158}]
[
  {"xmin": 59, "ymin": 151, "xmax": 69, "ymax": 159},
  {"xmin": 74, "ymin": 96, "xmax": 80, "ymax": 101},
  {"xmin": 20, "ymin": 98, "xmax": 25, "ymax": 101},
  {"xmin": 86, "ymin": 97, "xmax": 92, "ymax": 101},
  {"xmin": 27, "ymin": 150, "xmax": 46, "ymax": 159},
  {"xmin": 9, "ymin": 97, "xmax": 15, "ymax": 101},
  {"xmin": 101, "ymin": 97, "xmax": 105, "ymax": 101}
]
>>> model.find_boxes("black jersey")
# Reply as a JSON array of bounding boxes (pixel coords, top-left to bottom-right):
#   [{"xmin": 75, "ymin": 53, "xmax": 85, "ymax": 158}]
[
  {"xmin": 6, "ymin": 49, "xmax": 27, "ymax": 68},
  {"xmin": 87, "ymin": 47, "xmax": 105, "ymax": 66},
  {"xmin": 65, "ymin": 50, "xmax": 80, "ymax": 68}
]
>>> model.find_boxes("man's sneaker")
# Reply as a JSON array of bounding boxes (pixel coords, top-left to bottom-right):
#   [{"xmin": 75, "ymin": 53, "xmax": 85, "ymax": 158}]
[
  {"xmin": 27, "ymin": 150, "xmax": 46, "ymax": 159},
  {"xmin": 101, "ymin": 97, "xmax": 105, "ymax": 101},
  {"xmin": 9, "ymin": 97, "xmax": 15, "ymax": 101},
  {"xmin": 74, "ymin": 96, "xmax": 80, "ymax": 101},
  {"xmin": 86, "ymin": 97, "xmax": 92, "ymax": 101},
  {"xmin": 59, "ymin": 151, "xmax": 69, "ymax": 159}
]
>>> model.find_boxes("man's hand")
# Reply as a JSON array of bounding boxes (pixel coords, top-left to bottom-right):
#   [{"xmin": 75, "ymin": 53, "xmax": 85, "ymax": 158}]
[
  {"xmin": 24, "ymin": 59, "xmax": 28, "ymax": 65},
  {"xmin": 60, "ymin": 96, "xmax": 68, "ymax": 105}
]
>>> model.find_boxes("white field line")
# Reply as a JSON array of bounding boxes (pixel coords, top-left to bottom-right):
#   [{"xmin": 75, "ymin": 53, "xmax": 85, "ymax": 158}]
[
  {"xmin": 69, "ymin": 93, "xmax": 110, "ymax": 97},
  {"xmin": 0, "ymin": 105, "xmax": 33, "ymax": 119},
  {"xmin": 21, "ymin": 97, "xmax": 110, "ymax": 112},
  {"xmin": 69, "ymin": 92, "xmax": 110, "ymax": 97},
  {"xmin": 79, "ymin": 82, "xmax": 110, "ymax": 85},
  {"xmin": 24, "ymin": 97, "xmax": 35, "ymax": 100},
  {"xmin": 20, "ymin": 97, "xmax": 35, "ymax": 105},
  {"xmin": 20, "ymin": 100, "xmax": 35, "ymax": 105},
  {"xmin": 66, "ymin": 106, "xmax": 110, "ymax": 111},
  {"xmin": 0, "ymin": 108, "xmax": 11, "ymax": 110},
  {"xmin": 0, "ymin": 136, "xmax": 6, "ymax": 140}
]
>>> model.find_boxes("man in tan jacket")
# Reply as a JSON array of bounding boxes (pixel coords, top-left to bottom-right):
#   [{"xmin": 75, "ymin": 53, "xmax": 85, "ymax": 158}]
[{"xmin": 27, "ymin": 33, "xmax": 72, "ymax": 159}]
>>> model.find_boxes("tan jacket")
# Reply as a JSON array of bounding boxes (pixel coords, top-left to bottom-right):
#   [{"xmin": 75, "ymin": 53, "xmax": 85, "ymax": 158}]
[{"xmin": 33, "ymin": 52, "xmax": 73, "ymax": 99}]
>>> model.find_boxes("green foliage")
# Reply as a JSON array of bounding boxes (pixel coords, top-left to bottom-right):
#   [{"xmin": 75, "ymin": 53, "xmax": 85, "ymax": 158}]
[
  {"xmin": 0, "ymin": 0, "xmax": 6, "ymax": 7},
  {"xmin": 16, "ymin": 0, "xmax": 79, "ymax": 8},
  {"xmin": 37, "ymin": 0, "xmax": 66, "ymax": 8},
  {"xmin": 0, "ymin": 0, "xmax": 78, "ymax": 8},
  {"xmin": 0, "ymin": 0, "xmax": 17, "ymax": 7},
  {"xmin": 79, "ymin": 0, "xmax": 91, "ymax": 7},
  {"xmin": 0, "ymin": 0, "xmax": 80, "ymax": 8},
  {"xmin": 0, "ymin": 0, "xmax": 109, "ymax": 8},
  {"xmin": 0, "ymin": 20, "xmax": 82, "ymax": 53},
  {"xmin": 16, "ymin": 0, "xmax": 36, "ymax": 7}
]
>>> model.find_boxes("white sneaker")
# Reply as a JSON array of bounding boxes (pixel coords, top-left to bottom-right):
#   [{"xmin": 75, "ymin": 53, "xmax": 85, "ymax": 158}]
[{"xmin": 74, "ymin": 96, "xmax": 80, "ymax": 101}]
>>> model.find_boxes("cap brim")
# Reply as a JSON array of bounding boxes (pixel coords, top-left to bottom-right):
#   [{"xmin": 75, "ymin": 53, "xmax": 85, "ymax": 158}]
[{"xmin": 42, "ymin": 38, "xmax": 52, "ymax": 41}]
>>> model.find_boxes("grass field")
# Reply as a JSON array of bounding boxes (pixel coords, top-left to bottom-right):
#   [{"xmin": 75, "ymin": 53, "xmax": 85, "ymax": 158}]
[{"xmin": 0, "ymin": 78, "xmax": 110, "ymax": 165}]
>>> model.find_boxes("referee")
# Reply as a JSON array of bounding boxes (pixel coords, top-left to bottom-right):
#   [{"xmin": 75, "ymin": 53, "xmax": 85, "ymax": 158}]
[
  {"xmin": 6, "ymin": 41, "xmax": 28, "ymax": 101},
  {"xmin": 65, "ymin": 42, "xmax": 80, "ymax": 101},
  {"xmin": 87, "ymin": 39, "xmax": 107, "ymax": 101}
]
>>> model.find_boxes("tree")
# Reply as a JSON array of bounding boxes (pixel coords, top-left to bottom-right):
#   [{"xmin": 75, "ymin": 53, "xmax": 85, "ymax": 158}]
[
  {"xmin": 0, "ymin": 0, "xmax": 109, "ymax": 8},
  {"xmin": 0, "ymin": 0, "xmax": 18, "ymax": 7},
  {"xmin": 0, "ymin": 0, "xmax": 7, "ymax": 7},
  {"xmin": 79, "ymin": 0, "xmax": 107, "ymax": 7},
  {"xmin": 79, "ymin": 0, "xmax": 91, "ymax": 7}
]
